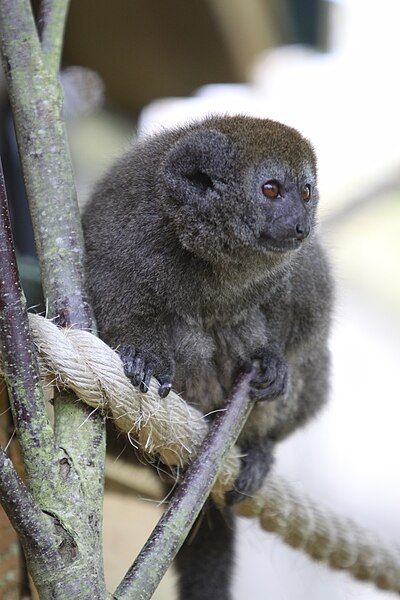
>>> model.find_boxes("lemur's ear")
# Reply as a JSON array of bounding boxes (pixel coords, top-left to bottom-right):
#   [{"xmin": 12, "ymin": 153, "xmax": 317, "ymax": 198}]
[{"xmin": 162, "ymin": 129, "xmax": 235, "ymax": 201}]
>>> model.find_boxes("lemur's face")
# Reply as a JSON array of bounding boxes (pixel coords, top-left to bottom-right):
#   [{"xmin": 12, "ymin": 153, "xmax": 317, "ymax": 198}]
[
  {"xmin": 245, "ymin": 158, "xmax": 318, "ymax": 254},
  {"xmin": 160, "ymin": 118, "xmax": 318, "ymax": 263}
]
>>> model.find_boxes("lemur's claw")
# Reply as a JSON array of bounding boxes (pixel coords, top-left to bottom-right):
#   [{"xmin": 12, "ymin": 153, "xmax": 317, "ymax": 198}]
[
  {"xmin": 249, "ymin": 348, "xmax": 288, "ymax": 401},
  {"xmin": 119, "ymin": 344, "xmax": 173, "ymax": 397}
]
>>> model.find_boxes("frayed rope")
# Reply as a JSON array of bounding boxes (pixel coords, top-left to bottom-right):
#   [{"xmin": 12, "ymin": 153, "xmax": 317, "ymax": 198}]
[{"xmin": 1, "ymin": 313, "xmax": 399, "ymax": 594}]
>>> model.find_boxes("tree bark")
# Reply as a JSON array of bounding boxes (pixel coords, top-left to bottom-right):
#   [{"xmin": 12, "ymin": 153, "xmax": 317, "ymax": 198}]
[{"xmin": 0, "ymin": 1, "xmax": 107, "ymax": 596}]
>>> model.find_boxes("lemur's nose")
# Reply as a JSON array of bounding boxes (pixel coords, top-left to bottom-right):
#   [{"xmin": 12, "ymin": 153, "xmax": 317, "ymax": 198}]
[{"xmin": 295, "ymin": 223, "xmax": 310, "ymax": 240}]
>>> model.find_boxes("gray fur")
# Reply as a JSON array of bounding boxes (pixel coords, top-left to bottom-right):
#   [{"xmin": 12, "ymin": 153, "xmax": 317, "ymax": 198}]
[{"xmin": 83, "ymin": 115, "xmax": 333, "ymax": 599}]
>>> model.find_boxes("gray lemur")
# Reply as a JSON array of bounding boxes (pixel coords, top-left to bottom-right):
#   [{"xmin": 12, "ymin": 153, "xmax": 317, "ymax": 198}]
[{"xmin": 83, "ymin": 115, "xmax": 333, "ymax": 600}]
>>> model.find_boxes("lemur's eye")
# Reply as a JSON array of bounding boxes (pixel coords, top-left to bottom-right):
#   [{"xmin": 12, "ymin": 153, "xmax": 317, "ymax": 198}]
[
  {"xmin": 262, "ymin": 180, "xmax": 280, "ymax": 199},
  {"xmin": 301, "ymin": 184, "xmax": 311, "ymax": 202}
]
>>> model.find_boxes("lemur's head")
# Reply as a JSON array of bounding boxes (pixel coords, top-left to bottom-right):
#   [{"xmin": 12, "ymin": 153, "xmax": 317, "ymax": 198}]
[{"xmin": 159, "ymin": 115, "xmax": 318, "ymax": 264}]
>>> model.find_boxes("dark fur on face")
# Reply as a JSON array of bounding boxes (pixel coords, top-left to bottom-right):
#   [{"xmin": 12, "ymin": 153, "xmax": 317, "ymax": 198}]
[
  {"xmin": 83, "ymin": 115, "xmax": 333, "ymax": 600},
  {"xmin": 160, "ymin": 116, "xmax": 317, "ymax": 263}
]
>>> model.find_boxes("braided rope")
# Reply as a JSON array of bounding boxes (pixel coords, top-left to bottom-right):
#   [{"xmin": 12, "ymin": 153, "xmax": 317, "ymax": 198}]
[{"xmin": 1, "ymin": 313, "xmax": 399, "ymax": 594}]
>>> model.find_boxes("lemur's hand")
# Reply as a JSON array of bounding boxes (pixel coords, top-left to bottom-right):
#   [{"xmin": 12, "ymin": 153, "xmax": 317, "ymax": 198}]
[
  {"xmin": 249, "ymin": 348, "xmax": 288, "ymax": 401},
  {"xmin": 119, "ymin": 344, "xmax": 174, "ymax": 398}
]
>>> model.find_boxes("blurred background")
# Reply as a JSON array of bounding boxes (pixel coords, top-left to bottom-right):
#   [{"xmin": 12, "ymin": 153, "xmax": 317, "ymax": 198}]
[{"xmin": 1, "ymin": 0, "xmax": 400, "ymax": 598}]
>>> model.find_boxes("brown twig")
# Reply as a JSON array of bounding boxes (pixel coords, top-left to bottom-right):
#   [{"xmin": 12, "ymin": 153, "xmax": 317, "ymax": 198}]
[{"xmin": 114, "ymin": 368, "xmax": 255, "ymax": 600}]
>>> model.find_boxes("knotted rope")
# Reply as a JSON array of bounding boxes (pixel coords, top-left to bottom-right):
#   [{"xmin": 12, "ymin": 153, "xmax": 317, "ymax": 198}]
[{"xmin": 2, "ymin": 313, "xmax": 400, "ymax": 594}]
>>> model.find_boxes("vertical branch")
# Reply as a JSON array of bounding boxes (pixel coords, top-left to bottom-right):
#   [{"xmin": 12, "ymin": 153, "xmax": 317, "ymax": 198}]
[
  {"xmin": 0, "ymin": 161, "xmax": 58, "ymax": 500},
  {"xmin": 0, "ymin": 0, "xmax": 92, "ymax": 329},
  {"xmin": 37, "ymin": 0, "xmax": 70, "ymax": 74},
  {"xmin": 0, "ymin": 1, "xmax": 107, "ymax": 595},
  {"xmin": 0, "ymin": 0, "xmax": 105, "ymax": 493},
  {"xmin": 114, "ymin": 369, "xmax": 255, "ymax": 600}
]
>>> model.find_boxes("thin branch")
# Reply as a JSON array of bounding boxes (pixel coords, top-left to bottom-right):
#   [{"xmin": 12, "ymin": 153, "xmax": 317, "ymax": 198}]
[
  {"xmin": 0, "ymin": 159, "xmax": 58, "ymax": 492},
  {"xmin": 37, "ymin": 0, "xmax": 70, "ymax": 74},
  {"xmin": 114, "ymin": 368, "xmax": 256, "ymax": 600}
]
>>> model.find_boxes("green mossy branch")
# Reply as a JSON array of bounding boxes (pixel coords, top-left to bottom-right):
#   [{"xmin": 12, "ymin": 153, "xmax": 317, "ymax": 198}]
[
  {"xmin": 0, "ymin": 1, "xmax": 107, "ymax": 596},
  {"xmin": 38, "ymin": 0, "xmax": 70, "ymax": 74},
  {"xmin": 0, "ymin": 0, "xmax": 92, "ymax": 330},
  {"xmin": 0, "ymin": 449, "xmax": 62, "ymax": 566},
  {"xmin": 0, "ymin": 0, "xmax": 106, "ymax": 504}
]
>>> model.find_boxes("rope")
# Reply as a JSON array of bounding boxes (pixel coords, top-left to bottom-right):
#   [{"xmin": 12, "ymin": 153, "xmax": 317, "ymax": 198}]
[{"xmin": 1, "ymin": 313, "xmax": 399, "ymax": 594}]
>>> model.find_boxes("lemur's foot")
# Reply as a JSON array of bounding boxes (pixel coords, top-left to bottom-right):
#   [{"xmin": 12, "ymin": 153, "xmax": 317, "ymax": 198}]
[
  {"xmin": 249, "ymin": 348, "xmax": 288, "ymax": 401},
  {"xmin": 225, "ymin": 440, "xmax": 274, "ymax": 505},
  {"xmin": 119, "ymin": 345, "xmax": 173, "ymax": 398}
]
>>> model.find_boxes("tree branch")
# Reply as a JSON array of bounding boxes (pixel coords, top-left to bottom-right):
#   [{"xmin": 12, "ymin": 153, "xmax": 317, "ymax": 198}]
[
  {"xmin": 37, "ymin": 0, "xmax": 70, "ymax": 74},
  {"xmin": 0, "ymin": 0, "xmax": 93, "ymax": 329},
  {"xmin": 0, "ymin": 1, "xmax": 107, "ymax": 595},
  {"xmin": 0, "ymin": 160, "xmax": 59, "ymax": 495},
  {"xmin": 1, "ymin": 440, "xmax": 108, "ymax": 600},
  {"xmin": 0, "ymin": 0, "xmax": 105, "ymax": 492},
  {"xmin": 114, "ymin": 368, "xmax": 255, "ymax": 600},
  {"xmin": 0, "ymin": 447, "xmax": 59, "ymax": 561}
]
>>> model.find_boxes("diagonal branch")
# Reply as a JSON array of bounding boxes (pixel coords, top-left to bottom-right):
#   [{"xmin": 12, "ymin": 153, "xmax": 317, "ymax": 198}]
[
  {"xmin": 37, "ymin": 0, "xmax": 70, "ymax": 74},
  {"xmin": 0, "ymin": 447, "xmax": 59, "ymax": 561},
  {"xmin": 114, "ymin": 368, "xmax": 255, "ymax": 600},
  {"xmin": 0, "ymin": 160, "xmax": 58, "ymax": 495}
]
